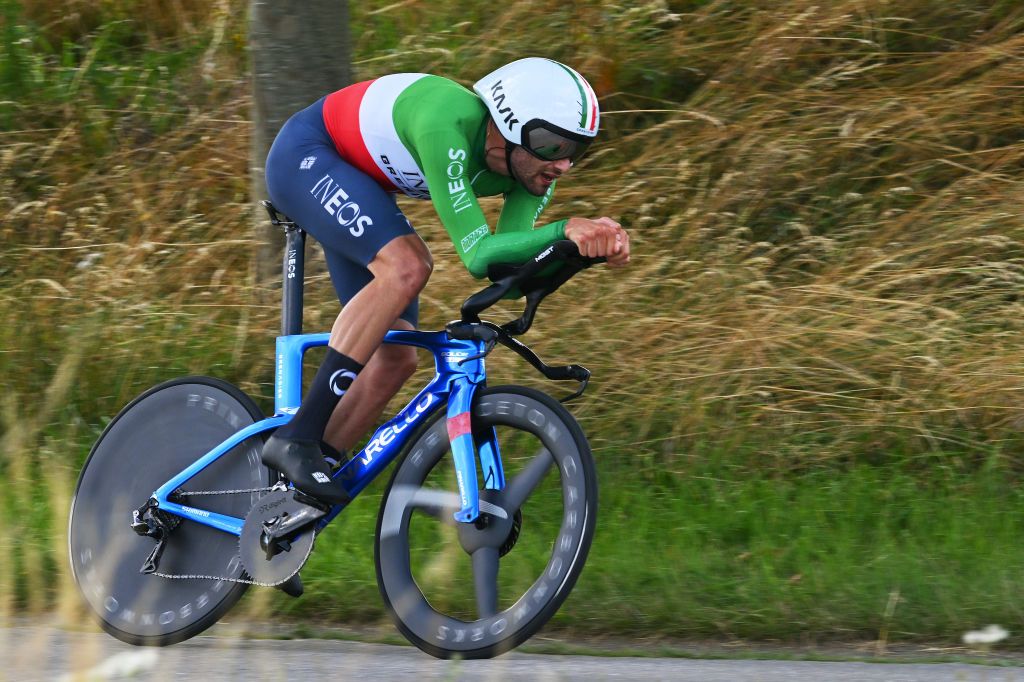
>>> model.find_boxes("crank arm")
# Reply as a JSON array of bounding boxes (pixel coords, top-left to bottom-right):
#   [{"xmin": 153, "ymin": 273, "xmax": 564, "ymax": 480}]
[{"xmin": 261, "ymin": 492, "xmax": 329, "ymax": 550}]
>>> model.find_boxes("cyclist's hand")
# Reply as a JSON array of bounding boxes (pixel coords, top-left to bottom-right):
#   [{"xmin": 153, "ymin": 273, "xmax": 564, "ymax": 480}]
[
  {"xmin": 565, "ymin": 216, "xmax": 630, "ymax": 267},
  {"xmin": 599, "ymin": 217, "xmax": 630, "ymax": 267}
]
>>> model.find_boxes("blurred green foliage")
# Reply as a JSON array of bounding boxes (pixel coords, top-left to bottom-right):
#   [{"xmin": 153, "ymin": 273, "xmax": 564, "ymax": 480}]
[{"xmin": 3, "ymin": 0, "xmax": 1024, "ymax": 644}]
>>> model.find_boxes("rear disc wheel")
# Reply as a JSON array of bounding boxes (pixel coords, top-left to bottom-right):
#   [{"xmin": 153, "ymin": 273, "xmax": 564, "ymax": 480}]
[{"xmin": 69, "ymin": 376, "xmax": 270, "ymax": 646}]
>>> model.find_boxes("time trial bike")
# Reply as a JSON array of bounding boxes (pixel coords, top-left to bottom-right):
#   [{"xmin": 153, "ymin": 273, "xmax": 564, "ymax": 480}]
[{"xmin": 69, "ymin": 202, "xmax": 601, "ymax": 659}]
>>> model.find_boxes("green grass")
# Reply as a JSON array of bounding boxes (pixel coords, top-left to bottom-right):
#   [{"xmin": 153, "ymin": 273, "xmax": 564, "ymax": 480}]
[
  {"xmin": 588, "ymin": 459, "xmax": 1024, "ymax": 641},
  {"xmin": 251, "ymin": 456, "xmax": 1024, "ymax": 644}
]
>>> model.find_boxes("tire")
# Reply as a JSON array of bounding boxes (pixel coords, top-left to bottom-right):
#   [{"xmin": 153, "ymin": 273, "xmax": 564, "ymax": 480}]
[
  {"xmin": 68, "ymin": 376, "xmax": 271, "ymax": 646},
  {"xmin": 375, "ymin": 385, "xmax": 597, "ymax": 659}
]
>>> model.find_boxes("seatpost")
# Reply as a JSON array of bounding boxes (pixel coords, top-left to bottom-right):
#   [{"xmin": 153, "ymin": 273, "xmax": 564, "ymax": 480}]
[
  {"xmin": 262, "ymin": 200, "xmax": 306, "ymax": 336},
  {"xmin": 281, "ymin": 225, "xmax": 306, "ymax": 336}
]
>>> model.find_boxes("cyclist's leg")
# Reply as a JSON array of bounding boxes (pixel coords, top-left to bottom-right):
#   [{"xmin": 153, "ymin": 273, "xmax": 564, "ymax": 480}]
[
  {"xmin": 317, "ymin": 249, "xmax": 422, "ymax": 453},
  {"xmin": 266, "ymin": 239, "xmax": 428, "ymax": 501},
  {"xmin": 324, "ymin": 233, "xmax": 431, "ymax": 363},
  {"xmin": 261, "ymin": 98, "xmax": 429, "ymax": 501},
  {"xmin": 299, "ymin": 221, "xmax": 430, "ymax": 457},
  {"xmin": 323, "ymin": 319, "xmax": 418, "ymax": 452}
]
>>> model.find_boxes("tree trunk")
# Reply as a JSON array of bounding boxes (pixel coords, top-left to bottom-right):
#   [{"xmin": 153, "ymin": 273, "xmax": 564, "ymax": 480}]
[{"xmin": 249, "ymin": 0, "xmax": 352, "ymax": 287}]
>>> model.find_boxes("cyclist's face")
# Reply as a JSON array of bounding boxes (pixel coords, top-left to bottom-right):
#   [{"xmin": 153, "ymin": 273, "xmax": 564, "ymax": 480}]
[{"xmin": 509, "ymin": 146, "xmax": 572, "ymax": 196}]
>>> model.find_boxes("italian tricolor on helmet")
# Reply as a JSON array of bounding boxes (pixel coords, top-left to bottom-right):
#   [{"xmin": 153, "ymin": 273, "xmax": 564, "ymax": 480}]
[{"xmin": 473, "ymin": 57, "xmax": 600, "ymax": 164}]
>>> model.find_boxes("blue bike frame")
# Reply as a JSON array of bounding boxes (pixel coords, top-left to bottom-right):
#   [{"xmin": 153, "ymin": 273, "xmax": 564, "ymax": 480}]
[{"xmin": 151, "ymin": 329, "xmax": 505, "ymax": 536}]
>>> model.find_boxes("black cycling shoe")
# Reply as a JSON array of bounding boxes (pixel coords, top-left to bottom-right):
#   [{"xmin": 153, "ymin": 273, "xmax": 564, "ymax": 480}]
[
  {"xmin": 319, "ymin": 440, "xmax": 349, "ymax": 473},
  {"xmin": 261, "ymin": 435, "xmax": 351, "ymax": 505}
]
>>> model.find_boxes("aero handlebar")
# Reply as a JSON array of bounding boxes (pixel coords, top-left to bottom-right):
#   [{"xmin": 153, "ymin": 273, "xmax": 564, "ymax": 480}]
[{"xmin": 459, "ymin": 240, "xmax": 604, "ymax": 335}]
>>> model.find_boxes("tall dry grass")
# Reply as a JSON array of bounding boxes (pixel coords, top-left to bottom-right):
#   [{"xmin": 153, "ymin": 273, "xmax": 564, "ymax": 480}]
[{"xmin": 3, "ymin": 0, "xmax": 1024, "ymax": 635}]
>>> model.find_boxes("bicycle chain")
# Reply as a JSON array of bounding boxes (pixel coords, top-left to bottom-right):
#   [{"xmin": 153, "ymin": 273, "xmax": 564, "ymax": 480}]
[
  {"xmin": 174, "ymin": 486, "xmax": 277, "ymax": 496},
  {"xmin": 150, "ymin": 485, "xmax": 287, "ymax": 586},
  {"xmin": 149, "ymin": 569, "xmax": 286, "ymax": 588}
]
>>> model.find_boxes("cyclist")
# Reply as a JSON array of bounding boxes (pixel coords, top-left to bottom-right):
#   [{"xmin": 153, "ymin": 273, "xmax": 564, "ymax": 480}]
[{"xmin": 260, "ymin": 57, "xmax": 630, "ymax": 503}]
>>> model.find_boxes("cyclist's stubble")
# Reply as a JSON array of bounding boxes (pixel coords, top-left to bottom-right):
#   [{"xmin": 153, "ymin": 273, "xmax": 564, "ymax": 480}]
[{"xmin": 508, "ymin": 147, "xmax": 572, "ymax": 196}]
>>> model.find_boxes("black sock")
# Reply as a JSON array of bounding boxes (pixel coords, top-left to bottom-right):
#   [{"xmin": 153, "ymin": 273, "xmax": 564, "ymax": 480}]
[{"xmin": 276, "ymin": 347, "xmax": 363, "ymax": 442}]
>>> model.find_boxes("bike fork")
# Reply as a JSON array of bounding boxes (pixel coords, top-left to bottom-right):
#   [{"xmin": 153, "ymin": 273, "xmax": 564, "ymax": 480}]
[{"xmin": 446, "ymin": 380, "xmax": 505, "ymax": 523}]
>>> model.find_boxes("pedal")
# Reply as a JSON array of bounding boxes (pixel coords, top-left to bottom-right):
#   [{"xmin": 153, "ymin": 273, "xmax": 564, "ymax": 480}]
[
  {"xmin": 262, "ymin": 537, "xmax": 291, "ymax": 560},
  {"xmin": 260, "ymin": 493, "xmax": 329, "ymax": 551},
  {"xmin": 239, "ymin": 489, "xmax": 319, "ymax": 586}
]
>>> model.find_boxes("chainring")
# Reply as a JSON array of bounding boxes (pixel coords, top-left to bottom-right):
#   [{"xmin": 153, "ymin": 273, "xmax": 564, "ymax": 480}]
[{"xmin": 239, "ymin": 489, "xmax": 317, "ymax": 586}]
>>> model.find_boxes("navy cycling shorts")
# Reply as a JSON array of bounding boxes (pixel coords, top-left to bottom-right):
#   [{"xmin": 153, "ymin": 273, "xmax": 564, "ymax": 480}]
[{"xmin": 265, "ymin": 97, "xmax": 419, "ymax": 326}]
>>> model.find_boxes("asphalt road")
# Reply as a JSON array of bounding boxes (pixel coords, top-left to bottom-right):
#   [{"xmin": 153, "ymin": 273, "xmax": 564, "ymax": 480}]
[{"xmin": 2, "ymin": 621, "xmax": 1021, "ymax": 681}]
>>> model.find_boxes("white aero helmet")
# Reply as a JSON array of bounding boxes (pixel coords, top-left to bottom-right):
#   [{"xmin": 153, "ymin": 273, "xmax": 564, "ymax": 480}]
[{"xmin": 473, "ymin": 57, "xmax": 600, "ymax": 165}]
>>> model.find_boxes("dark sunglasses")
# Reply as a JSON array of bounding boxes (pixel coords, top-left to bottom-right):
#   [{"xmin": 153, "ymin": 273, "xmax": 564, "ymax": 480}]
[{"xmin": 521, "ymin": 120, "xmax": 593, "ymax": 163}]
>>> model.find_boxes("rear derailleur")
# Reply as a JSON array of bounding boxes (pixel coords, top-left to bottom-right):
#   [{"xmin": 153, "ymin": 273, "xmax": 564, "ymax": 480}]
[{"xmin": 131, "ymin": 497, "xmax": 179, "ymax": 574}]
